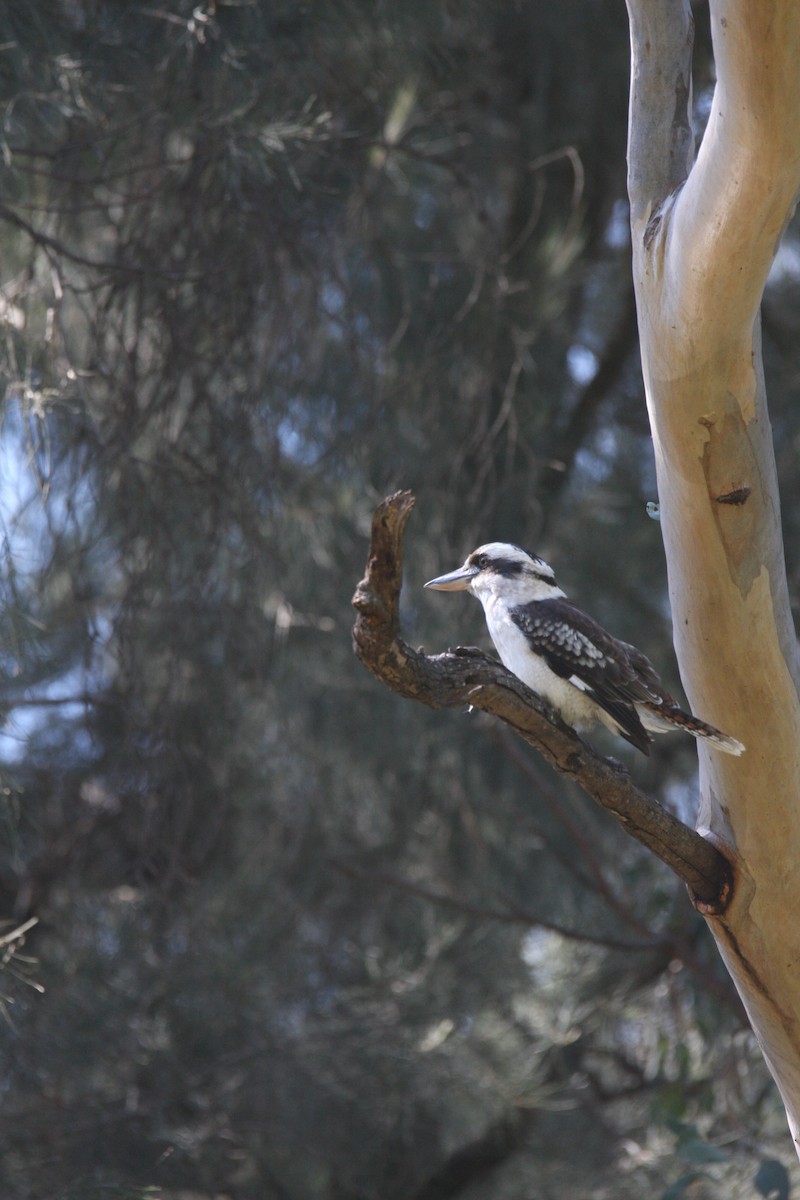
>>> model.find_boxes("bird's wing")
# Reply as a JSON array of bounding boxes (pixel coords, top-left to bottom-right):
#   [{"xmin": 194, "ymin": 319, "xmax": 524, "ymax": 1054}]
[{"xmin": 510, "ymin": 598, "xmax": 670, "ymax": 753}]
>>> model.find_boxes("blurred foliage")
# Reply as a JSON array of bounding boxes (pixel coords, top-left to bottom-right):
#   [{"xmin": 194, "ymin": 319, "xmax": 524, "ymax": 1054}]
[{"xmin": 0, "ymin": 1, "xmax": 798, "ymax": 1197}]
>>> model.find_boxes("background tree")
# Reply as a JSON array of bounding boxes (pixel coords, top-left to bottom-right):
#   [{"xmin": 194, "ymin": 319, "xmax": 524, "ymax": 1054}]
[{"xmin": 0, "ymin": 2, "xmax": 798, "ymax": 1198}]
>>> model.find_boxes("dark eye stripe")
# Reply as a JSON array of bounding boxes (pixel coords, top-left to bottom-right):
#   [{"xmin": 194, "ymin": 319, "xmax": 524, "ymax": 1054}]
[
  {"xmin": 491, "ymin": 558, "xmax": 525, "ymax": 577},
  {"xmin": 533, "ymin": 569, "xmax": 557, "ymax": 586},
  {"xmin": 466, "ymin": 549, "xmax": 556, "ymax": 587}
]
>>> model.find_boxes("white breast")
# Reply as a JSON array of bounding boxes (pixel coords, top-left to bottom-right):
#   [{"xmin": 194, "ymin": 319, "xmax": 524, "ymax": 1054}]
[{"xmin": 481, "ymin": 592, "xmax": 603, "ymax": 729}]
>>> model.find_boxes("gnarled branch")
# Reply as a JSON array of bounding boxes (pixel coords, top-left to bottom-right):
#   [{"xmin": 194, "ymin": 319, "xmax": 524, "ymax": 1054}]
[{"xmin": 352, "ymin": 490, "xmax": 732, "ymax": 909}]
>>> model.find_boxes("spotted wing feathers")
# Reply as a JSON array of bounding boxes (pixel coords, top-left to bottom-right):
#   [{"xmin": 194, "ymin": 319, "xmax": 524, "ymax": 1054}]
[
  {"xmin": 510, "ymin": 598, "xmax": 744, "ymax": 756},
  {"xmin": 510, "ymin": 599, "xmax": 673, "ymax": 754}
]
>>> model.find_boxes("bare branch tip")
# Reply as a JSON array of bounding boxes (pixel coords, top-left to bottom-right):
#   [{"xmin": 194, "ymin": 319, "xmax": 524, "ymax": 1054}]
[{"xmin": 374, "ymin": 488, "xmax": 416, "ymax": 526}]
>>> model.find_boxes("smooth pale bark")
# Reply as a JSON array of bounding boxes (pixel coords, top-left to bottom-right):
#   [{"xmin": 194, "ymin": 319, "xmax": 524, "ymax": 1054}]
[{"xmin": 627, "ymin": 0, "xmax": 800, "ymax": 1152}]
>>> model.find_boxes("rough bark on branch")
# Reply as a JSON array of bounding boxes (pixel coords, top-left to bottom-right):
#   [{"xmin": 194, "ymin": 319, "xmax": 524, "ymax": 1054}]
[{"xmin": 352, "ymin": 490, "xmax": 731, "ymax": 909}]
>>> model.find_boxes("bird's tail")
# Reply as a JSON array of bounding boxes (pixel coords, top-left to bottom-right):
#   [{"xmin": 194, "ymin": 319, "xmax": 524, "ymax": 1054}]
[{"xmin": 640, "ymin": 705, "xmax": 745, "ymax": 756}]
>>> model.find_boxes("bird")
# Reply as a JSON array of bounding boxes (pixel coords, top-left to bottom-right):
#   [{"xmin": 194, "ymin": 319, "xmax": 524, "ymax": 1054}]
[{"xmin": 424, "ymin": 542, "xmax": 744, "ymax": 757}]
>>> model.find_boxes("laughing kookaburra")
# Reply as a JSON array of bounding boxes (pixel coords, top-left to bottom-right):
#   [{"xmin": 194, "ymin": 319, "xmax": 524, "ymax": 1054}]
[{"xmin": 425, "ymin": 543, "xmax": 744, "ymax": 757}]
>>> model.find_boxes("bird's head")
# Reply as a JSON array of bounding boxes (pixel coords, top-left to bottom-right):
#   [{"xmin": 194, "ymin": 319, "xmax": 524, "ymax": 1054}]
[{"xmin": 425, "ymin": 542, "xmax": 562, "ymax": 603}]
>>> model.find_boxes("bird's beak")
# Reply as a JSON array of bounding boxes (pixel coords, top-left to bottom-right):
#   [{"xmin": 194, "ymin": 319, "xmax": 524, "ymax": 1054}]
[{"xmin": 424, "ymin": 564, "xmax": 478, "ymax": 592}]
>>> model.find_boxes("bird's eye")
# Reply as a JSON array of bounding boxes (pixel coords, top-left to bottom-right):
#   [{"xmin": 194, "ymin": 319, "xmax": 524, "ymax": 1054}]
[{"xmin": 477, "ymin": 554, "xmax": 489, "ymax": 569}]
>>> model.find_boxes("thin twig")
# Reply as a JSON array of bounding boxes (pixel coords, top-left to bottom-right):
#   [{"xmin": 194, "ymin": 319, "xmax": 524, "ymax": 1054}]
[{"xmin": 331, "ymin": 859, "xmax": 659, "ymax": 951}]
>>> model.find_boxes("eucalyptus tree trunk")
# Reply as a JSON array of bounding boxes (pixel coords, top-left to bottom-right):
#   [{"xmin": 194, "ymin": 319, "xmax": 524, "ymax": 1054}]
[{"xmin": 626, "ymin": 0, "xmax": 800, "ymax": 1151}]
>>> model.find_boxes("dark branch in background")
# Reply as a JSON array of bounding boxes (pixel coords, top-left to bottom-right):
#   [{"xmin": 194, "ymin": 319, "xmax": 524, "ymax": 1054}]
[
  {"xmin": 331, "ymin": 858, "xmax": 659, "ymax": 952},
  {"xmin": 0, "ymin": 202, "xmax": 202, "ymax": 282},
  {"xmin": 491, "ymin": 726, "xmax": 744, "ymax": 1017},
  {"xmin": 352, "ymin": 491, "xmax": 732, "ymax": 910},
  {"xmin": 490, "ymin": 724, "xmax": 666, "ymax": 931},
  {"xmin": 409, "ymin": 1108, "xmax": 532, "ymax": 1200},
  {"xmin": 539, "ymin": 282, "xmax": 639, "ymax": 519}
]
